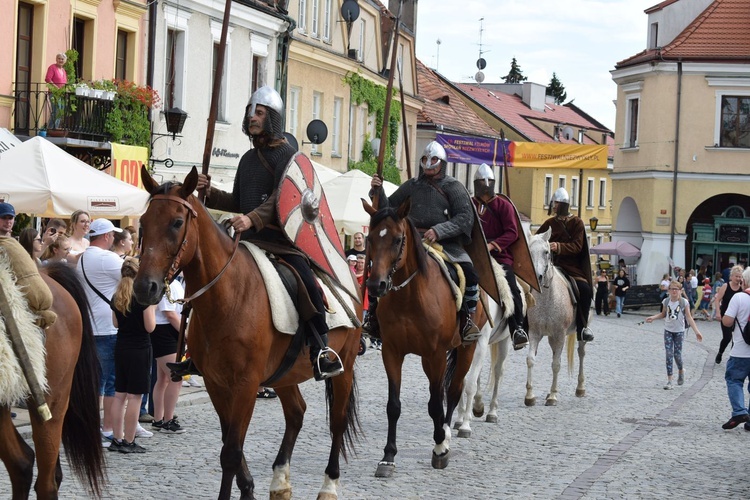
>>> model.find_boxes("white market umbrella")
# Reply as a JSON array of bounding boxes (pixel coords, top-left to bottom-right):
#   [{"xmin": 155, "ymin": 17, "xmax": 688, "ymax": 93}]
[
  {"xmin": 310, "ymin": 159, "xmax": 342, "ymax": 184},
  {"xmin": 0, "ymin": 136, "xmax": 149, "ymax": 217},
  {"xmin": 322, "ymin": 169, "xmax": 398, "ymax": 235}
]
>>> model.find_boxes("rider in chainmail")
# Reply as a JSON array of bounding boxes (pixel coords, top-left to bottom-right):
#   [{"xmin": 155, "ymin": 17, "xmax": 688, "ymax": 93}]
[
  {"xmin": 174, "ymin": 86, "xmax": 343, "ymax": 382},
  {"xmin": 366, "ymin": 141, "xmax": 482, "ymax": 343}
]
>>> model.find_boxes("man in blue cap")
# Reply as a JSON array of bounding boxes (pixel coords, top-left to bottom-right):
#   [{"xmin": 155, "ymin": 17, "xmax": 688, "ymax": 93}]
[{"xmin": 0, "ymin": 202, "xmax": 16, "ymax": 238}]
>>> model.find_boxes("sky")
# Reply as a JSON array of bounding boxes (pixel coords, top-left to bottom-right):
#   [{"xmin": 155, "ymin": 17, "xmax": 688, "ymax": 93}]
[{"xmin": 414, "ymin": 0, "xmax": 659, "ymax": 131}]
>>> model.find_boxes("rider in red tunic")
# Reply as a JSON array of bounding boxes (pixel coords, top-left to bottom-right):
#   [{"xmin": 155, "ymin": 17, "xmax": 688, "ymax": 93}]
[{"xmin": 471, "ymin": 164, "xmax": 529, "ymax": 350}]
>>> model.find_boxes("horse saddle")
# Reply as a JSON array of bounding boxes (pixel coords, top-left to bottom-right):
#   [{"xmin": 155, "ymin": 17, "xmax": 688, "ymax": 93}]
[
  {"xmin": 0, "ymin": 238, "xmax": 56, "ymax": 329},
  {"xmin": 556, "ymin": 267, "xmax": 579, "ymax": 306},
  {"xmin": 423, "ymin": 241, "xmax": 464, "ymax": 311}
]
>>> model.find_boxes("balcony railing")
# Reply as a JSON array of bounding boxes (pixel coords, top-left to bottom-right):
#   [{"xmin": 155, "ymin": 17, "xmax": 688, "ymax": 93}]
[{"xmin": 12, "ymin": 82, "xmax": 115, "ymax": 142}]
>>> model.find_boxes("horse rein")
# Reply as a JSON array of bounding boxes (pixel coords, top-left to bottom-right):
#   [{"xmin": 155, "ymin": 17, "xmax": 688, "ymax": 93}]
[
  {"xmin": 382, "ymin": 226, "xmax": 417, "ymax": 294},
  {"xmin": 148, "ymin": 194, "xmax": 240, "ymax": 305}
]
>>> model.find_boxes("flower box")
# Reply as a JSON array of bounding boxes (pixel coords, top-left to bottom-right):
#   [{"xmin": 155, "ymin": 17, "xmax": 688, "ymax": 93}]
[
  {"xmin": 75, "ymin": 86, "xmax": 90, "ymax": 97},
  {"xmin": 91, "ymin": 89, "xmax": 104, "ymax": 99}
]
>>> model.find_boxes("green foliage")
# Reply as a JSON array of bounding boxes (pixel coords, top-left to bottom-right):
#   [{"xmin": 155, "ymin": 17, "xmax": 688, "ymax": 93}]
[
  {"xmin": 343, "ymin": 72, "xmax": 402, "ymax": 185},
  {"xmin": 105, "ymin": 81, "xmax": 160, "ymax": 150},
  {"xmin": 546, "ymin": 72, "xmax": 567, "ymax": 105},
  {"xmin": 64, "ymin": 49, "xmax": 78, "ymax": 82},
  {"xmin": 501, "ymin": 57, "xmax": 527, "ymax": 84}
]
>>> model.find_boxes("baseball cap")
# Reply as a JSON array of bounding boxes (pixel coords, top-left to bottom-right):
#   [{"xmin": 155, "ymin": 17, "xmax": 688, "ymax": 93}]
[
  {"xmin": 347, "ymin": 254, "xmax": 357, "ymax": 262},
  {"xmin": 0, "ymin": 202, "xmax": 15, "ymax": 217},
  {"xmin": 88, "ymin": 219, "xmax": 123, "ymax": 237}
]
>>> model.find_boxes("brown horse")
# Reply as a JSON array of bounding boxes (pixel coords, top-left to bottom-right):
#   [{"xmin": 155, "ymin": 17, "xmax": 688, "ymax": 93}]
[
  {"xmin": 362, "ymin": 199, "xmax": 482, "ymax": 477},
  {"xmin": 133, "ymin": 167, "xmax": 361, "ymax": 500},
  {"xmin": 0, "ymin": 263, "xmax": 105, "ymax": 499}
]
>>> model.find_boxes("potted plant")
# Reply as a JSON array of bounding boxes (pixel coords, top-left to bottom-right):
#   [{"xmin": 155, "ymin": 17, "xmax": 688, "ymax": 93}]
[
  {"xmin": 38, "ymin": 124, "xmax": 47, "ymax": 137},
  {"xmin": 75, "ymin": 82, "xmax": 90, "ymax": 97}
]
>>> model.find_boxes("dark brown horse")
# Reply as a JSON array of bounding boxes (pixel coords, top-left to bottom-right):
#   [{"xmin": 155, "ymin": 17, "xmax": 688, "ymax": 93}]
[
  {"xmin": 363, "ymin": 199, "xmax": 483, "ymax": 477},
  {"xmin": 0, "ymin": 263, "xmax": 105, "ymax": 499},
  {"xmin": 134, "ymin": 167, "xmax": 361, "ymax": 500}
]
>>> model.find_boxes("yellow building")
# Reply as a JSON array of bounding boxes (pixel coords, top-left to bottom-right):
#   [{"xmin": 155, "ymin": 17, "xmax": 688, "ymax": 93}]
[{"xmin": 611, "ymin": 0, "xmax": 750, "ymax": 284}]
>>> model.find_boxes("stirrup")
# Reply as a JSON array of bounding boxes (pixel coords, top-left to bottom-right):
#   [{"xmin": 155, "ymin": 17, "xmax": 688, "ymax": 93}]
[
  {"xmin": 577, "ymin": 327, "xmax": 594, "ymax": 343},
  {"xmin": 512, "ymin": 327, "xmax": 529, "ymax": 351},
  {"xmin": 461, "ymin": 317, "xmax": 481, "ymax": 344},
  {"xmin": 312, "ymin": 347, "xmax": 344, "ymax": 381}
]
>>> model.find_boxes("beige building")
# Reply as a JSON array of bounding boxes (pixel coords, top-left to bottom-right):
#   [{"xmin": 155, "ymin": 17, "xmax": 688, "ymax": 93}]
[
  {"xmin": 285, "ymin": 0, "xmax": 421, "ymax": 179},
  {"xmin": 611, "ymin": 0, "xmax": 750, "ymax": 284}
]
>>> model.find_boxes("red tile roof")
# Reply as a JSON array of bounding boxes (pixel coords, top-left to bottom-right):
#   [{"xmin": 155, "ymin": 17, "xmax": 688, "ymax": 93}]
[
  {"xmin": 453, "ymin": 83, "xmax": 615, "ymax": 157},
  {"xmin": 416, "ymin": 60, "xmax": 500, "ymax": 138},
  {"xmin": 617, "ymin": 0, "xmax": 750, "ymax": 67}
]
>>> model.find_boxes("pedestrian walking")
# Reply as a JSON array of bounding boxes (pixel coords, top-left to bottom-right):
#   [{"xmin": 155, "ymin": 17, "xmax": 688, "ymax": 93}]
[{"xmin": 719, "ymin": 266, "xmax": 750, "ymax": 430}]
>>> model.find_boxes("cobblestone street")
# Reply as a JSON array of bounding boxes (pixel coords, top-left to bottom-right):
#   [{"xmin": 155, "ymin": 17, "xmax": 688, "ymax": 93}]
[{"xmin": 3, "ymin": 311, "xmax": 748, "ymax": 499}]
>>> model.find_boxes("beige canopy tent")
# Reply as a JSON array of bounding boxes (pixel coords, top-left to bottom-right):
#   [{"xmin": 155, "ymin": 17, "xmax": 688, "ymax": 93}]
[
  {"xmin": 0, "ymin": 137, "xmax": 149, "ymax": 217},
  {"xmin": 322, "ymin": 169, "xmax": 398, "ymax": 236}
]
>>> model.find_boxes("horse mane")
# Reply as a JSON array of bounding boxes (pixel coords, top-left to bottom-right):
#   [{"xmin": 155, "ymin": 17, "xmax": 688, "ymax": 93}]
[{"xmin": 370, "ymin": 207, "xmax": 428, "ymax": 275}]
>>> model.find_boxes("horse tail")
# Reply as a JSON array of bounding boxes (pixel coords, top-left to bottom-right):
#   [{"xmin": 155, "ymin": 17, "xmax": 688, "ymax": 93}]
[
  {"xmin": 46, "ymin": 263, "xmax": 106, "ymax": 497},
  {"xmin": 325, "ymin": 371, "xmax": 361, "ymax": 461},
  {"xmin": 443, "ymin": 347, "xmax": 458, "ymax": 399},
  {"xmin": 566, "ymin": 333, "xmax": 576, "ymax": 376}
]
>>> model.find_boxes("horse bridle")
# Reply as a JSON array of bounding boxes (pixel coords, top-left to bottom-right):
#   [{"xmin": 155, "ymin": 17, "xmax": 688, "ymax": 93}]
[
  {"xmin": 148, "ymin": 194, "xmax": 240, "ymax": 304},
  {"xmin": 539, "ymin": 244, "xmax": 554, "ymax": 289},
  {"xmin": 380, "ymin": 224, "xmax": 417, "ymax": 294}
]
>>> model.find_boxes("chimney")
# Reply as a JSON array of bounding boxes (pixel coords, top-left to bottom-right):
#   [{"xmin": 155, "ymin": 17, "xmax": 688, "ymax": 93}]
[{"xmin": 522, "ymin": 82, "xmax": 547, "ymax": 112}]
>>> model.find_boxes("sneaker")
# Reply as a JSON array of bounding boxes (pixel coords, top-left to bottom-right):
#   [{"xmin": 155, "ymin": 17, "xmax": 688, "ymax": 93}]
[
  {"xmin": 617, "ymin": 313, "xmax": 621, "ymax": 318},
  {"xmin": 108, "ymin": 438, "xmax": 125, "ymax": 452},
  {"xmin": 181, "ymin": 380, "xmax": 190, "ymax": 387},
  {"xmin": 139, "ymin": 413, "xmax": 154, "ymax": 423},
  {"xmin": 512, "ymin": 327, "xmax": 529, "ymax": 351},
  {"xmin": 135, "ymin": 424, "xmax": 153, "ymax": 438},
  {"xmin": 715, "ymin": 353, "xmax": 722, "ymax": 364},
  {"xmin": 101, "ymin": 436, "xmax": 111, "ymax": 448},
  {"xmin": 677, "ymin": 372, "xmax": 685, "ymax": 386},
  {"xmin": 663, "ymin": 381, "xmax": 673, "ymax": 390},
  {"xmin": 744, "ymin": 422, "xmax": 750, "ymax": 432},
  {"xmin": 186, "ymin": 377, "xmax": 202, "ymax": 387},
  {"xmin": 721, "ymin": 414, "xmax": 749, "ymax": 429},
  {"xmin": 312, "ymin": 349, "xmax": 344, "ymax": 381},
  {"xmin": 160, "ymin": 418, "xmax": 185, "ymax": 434},
  {"xmin": 119, "ymin": 440, "xmax": 147, "ymax": 454},
  {"xmin": 151, "ymin": 419, "xmax": 165, "ymax": 431}
]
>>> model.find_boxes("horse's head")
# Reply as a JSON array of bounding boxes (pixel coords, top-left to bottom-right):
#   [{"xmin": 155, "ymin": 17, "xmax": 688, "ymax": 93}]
[
  {"xmin": 529, "ymin": 227, "xmax": 554, "ymax": 287},
  {"xmin": 362, "ymin": 198, "xmax": 419, "ymax": 298},
  {"xmin": 134, "ymin": 166, "xmax": 200, "ymax": 305}
]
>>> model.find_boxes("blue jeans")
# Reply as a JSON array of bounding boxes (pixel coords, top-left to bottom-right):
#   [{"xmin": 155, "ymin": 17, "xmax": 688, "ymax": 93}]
[
  {"xmin": 615, "ymin": 295, "xmax": 626, "ymax": 315},
  {"xmin": 95, "ymin": 335, "xmax": 117, "ymax": 397},
  {"xmin": 724, "ymin": 356, "xmax": 750, "ymax": 417}
]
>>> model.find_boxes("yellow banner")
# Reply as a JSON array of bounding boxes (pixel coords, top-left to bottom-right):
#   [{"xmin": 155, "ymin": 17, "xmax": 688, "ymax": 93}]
[
  {"xmin": 511, "ymin": 142, "xmax": 607, "ymax": 170},
  {"xmin": 111, "ymin": 143, "xmax": 148, "ymax": 188}
]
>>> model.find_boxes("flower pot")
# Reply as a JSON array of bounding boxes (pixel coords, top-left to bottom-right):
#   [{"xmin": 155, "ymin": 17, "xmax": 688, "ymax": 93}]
[
  {"xmin": 47, "ymin": 129, "xmax": 68, "ymax": 137},
  {"xmin": 104, "ymin": 91, "xmax": 116, "ymax": 101},
  {"xmin": 38, "ymin": 130, "xmax": 47, "ymax": 137},
  {"xmin": 91, "ymin": 90, "xmax": 104, "ymax": 99},
  {"xmin": 75, "ymin": 87, "xmax": 89, "ymax": 97}
]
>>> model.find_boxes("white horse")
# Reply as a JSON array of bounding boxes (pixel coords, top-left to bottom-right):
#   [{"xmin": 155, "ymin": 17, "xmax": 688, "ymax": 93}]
[
  {"xmin": 525, "ymin": 228, "xmax": 587, "ymax": 406},
  {"xmin": 454, "ymin": 261, "xmax": 524, "ymax": 438}
]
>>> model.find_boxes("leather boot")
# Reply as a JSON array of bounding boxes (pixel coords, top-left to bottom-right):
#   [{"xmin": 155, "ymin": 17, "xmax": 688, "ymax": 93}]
[
  {"xmin": 459, "ymin": 309, "xmax": 481, "ymax": 344},
  {"xmin": 577, "ymin": 327, "xmax": 595, "ymax": 342},
  {"xmin": 511, "ymin": 326, "xmax": 529, "ymax": 350},
  {"xmin": 311, "ymin": 347, "xmax": 344, "ymax": 381},
  {"xmin": 166, "ymin": 358, "xmax": 201, "ymax": 382},
  {"xmin": 361, "ymin": 299, "xmax": 380, "ymax": 339}
]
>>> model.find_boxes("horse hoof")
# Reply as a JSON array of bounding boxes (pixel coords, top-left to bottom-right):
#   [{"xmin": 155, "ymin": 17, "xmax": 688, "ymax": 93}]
[
  {"xmin": 524, "ymin": 397, "xmax": 536, "ymax": 407},
  {"xmin": 375, "ymin": 462, "xmax": 395, "ymax": 478},
  {"xmin": 457, "ymin": 429, "xmax": 471, "ymax": 438},
  {"xmin": 270, "ymin": 489, "xmax": 292, "ymax": 500},
  {"xmin": 431, "ymin": 450, "xmax": 450, "ymax": 469},
  {"xmin": 576, "ymin": 389, "xmax": 586, "ymax": 397},
  {"xmin": 545, "ymin": 398, "xmax": 557, "ymax": 406},
  {"xmin": 453, "ymin": 421, "xmax": 462, "ymax": 430},
  {"xmin": 485, "ymin": 414, "xmax": 498, "ymax": 424},
  {"xmin": 317, "ymin": 493, "xmax": 338, "ymax": 500},
  {"xmin": 472, "ymin": 404, "xmax": 484, "ymax": 417}
]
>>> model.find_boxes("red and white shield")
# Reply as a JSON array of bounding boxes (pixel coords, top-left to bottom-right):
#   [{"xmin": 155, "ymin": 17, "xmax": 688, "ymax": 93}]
[{"xmin": 277, "ymin": 153, "xmax": 360, "ymax": 302}]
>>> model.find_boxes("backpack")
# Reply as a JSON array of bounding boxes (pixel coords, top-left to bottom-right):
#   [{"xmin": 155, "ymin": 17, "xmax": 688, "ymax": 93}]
[
  {"xmin": 734, "ymin": 291, "xmax": 750, "ymax": 345},
  {"xmin": 663, "ymin": 297, "xmax": 690, "ymax": 330}
]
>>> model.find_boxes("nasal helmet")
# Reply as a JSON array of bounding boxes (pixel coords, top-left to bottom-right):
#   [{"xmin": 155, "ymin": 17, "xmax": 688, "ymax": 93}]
[
  {"xmin": 473, "ymin": 163, "xmax": 495, "ymax": 199},
  {"xmin": 420, "ymin": 141, "xmax": 447, "ymax": 172},
  {"xmin": 549, "ymin": 187, "xmax": 570, "ymax": 216},
  {"xmin": 243, "ymin": 85, "xmax": 284, "ymax": 138}
]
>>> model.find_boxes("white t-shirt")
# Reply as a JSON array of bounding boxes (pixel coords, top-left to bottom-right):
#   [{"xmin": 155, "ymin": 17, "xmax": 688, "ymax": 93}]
[
  {"xmin": 155, "ymin": 280, "xmax": 184, "ymax": 325},
  {"xmin": 725, "ymin": 290, "xmax": 750, "ymax": 358},
  {"xmin": 690, "ymin": 275, "xmax": 698, "ymax": 289},
  {"xmin": 664, "ymin": 298, "xmax": 688, "ymax": 333},
  {"xmin": 660, "ymin": 279, "xmax": 671, "ymax": 291},
  {"xmin": 76, "ymin": 246, "xmax": 123, "ymax": 336}
]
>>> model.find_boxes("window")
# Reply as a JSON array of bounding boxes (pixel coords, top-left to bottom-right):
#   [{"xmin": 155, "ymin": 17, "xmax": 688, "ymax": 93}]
[
  {"xmin": 720, "ymin": 96, "xmax": 750, "ymax": 148},
  {"xmin": 288, "ymin": 87, "xmax": 300, "ymax": 140},
  {"xmin": 323, "ymin": 0, "xmax": 332, "ymax": 41},
  {"xmin": 625, "ymin": 96, "xmax": 639, "ymax": 147},
  {"xmin": 597, "ymin": 235, "xmax": 603, "ymax": 245},
  {"xmin": 251, "ymin": 55, "xmax": 263, "ymax": 93},
  {"xmin": 544, "ymin": 175, "xmax": 553, "ymax": 207},
  {"xmin": 311, "ymin": 0, "xmax": 319, "ymax": 37},
  {"xmin": 586, "ymin": 178, "xmax": 594, "ymax": 207},
  {"xmin": 570, "ymin": 177, "xmax": 579, "ymax": 208},
  {"xmin": 348, "ymin": 103, "xmax": 355, "ymax": 161},
  {"xmin": 649, "ymin": 22, "xmax": 658, "ymax": 49},
  {"xmin": 212, "ymin": 43, "xmax": 227, "ymax": 122},
  {"xmin": 358, "ymin": 106, "xmax": 367, "ymax": 160},
  {"xmin": 311, "ymin": 91, "xmax": 322, "ymax": 154},
  {"xmin": 298, "ymin": 0, "xmax": 307, "ymax": 33},
  {"xmin": 165, "ymin": 29, "xmax": 187, "ymax": 109},
  {"xmin": 599, "ymin": 179, "xmax": 607, "ymax": 208},
  {"xmin": 115, "ymin": 30, "xmax": 128, "ymax": 80},
  {"xmin": 358, "ymin": 19, "xmax": 365, "ymax": 62},
  {"xmin": 558, "ymin": 176, "xmax": 566, "ymax": 190},
  {"xmin": 332, "ymin": 97, "xmax": 342, "ymax": 155}
]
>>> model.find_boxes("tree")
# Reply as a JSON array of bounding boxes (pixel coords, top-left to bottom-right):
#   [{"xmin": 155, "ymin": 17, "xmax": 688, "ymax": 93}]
[
  {"xmin": 501, "ymin": 57, "xmax": 527, "ymax": 84},
  {"xmin": 547, "ymin": 72, "xmax": 567, "ymax": 105}
]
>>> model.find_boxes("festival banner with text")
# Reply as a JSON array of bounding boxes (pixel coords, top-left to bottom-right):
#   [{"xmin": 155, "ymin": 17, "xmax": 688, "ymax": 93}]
[
  {"xmin": 111, "ymin": 143, "xmax": 148, "ymax": 188},
  {"xmin": 436, "ymin": 133, "xmax": 607, "ymax": 170}
]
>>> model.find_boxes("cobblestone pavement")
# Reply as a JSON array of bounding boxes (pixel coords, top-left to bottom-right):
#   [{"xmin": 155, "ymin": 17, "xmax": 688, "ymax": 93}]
[{"xmin": 3, "ymin": 310, "xmax": 748, "ymax": 499}]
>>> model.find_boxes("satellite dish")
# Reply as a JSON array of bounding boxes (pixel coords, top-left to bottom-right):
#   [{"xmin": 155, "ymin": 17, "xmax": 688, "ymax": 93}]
[
  {"xmin": 476, "ymin": 58, "xmax": 486, "ymax": 70},
  {"xmin": 283, "ymin": 132, "xmax": 299, "ymax": 151},
  {"xmin": 306, "ymin": 119, "xmax": 328, "ymax": 145},
  {"xmin": 341, "ymin": 0, "xmax": 360, "ymax": 22},
  {"xmin": 562, "ymin": 126, "xmax": 575, "ymax": 141},
  {"xmin": 475, "ymin": 71, "xmax": 485, "ymax": 83}
]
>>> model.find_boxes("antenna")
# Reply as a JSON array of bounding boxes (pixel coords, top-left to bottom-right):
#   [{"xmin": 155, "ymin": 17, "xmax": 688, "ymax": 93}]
[
  {"xmin": 475, "ymin": 18, "xmax": 488, "ymax": 84},
  {"xmin": 436, "ymin": 38, "xmax": 441, "ymax": 72}
]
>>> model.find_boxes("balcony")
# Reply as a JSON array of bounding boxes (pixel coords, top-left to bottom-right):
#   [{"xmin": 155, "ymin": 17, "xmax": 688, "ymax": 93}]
[{"xmin": 12, "ymin": 82, "xmax": 118, "ymax": 142}]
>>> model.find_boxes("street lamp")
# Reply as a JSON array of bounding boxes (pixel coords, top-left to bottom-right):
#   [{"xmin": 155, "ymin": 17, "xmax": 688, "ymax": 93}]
[
  {"xmin": 589, "ymin": 217, "xmax": 598, "ymax": 232},
  {"xmin": 150, "ymin": 107, "xmax": 188, "ymax": 168}
]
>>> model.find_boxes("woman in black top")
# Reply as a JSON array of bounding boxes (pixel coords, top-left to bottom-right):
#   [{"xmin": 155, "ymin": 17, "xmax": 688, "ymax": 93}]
[
  {"xmin": 110, "ymin": 257, "xmax": 156, "ymax": 453},
  {"xmin": 714, "ymin": 265, "xmax": 744, "ymax": 364},
  {"xmin": 595, "ymin": 270, "xmax": 610, "ymax": 316},
  {"xmin": 614, "ymin": 269, "xmax": 630, "ymax": 318}
]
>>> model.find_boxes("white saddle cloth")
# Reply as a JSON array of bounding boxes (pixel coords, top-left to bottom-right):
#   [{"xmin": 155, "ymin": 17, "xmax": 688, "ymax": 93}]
[{"xmin": 241, "ymin": 241, "xmax": 357, "ymax": 335}]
